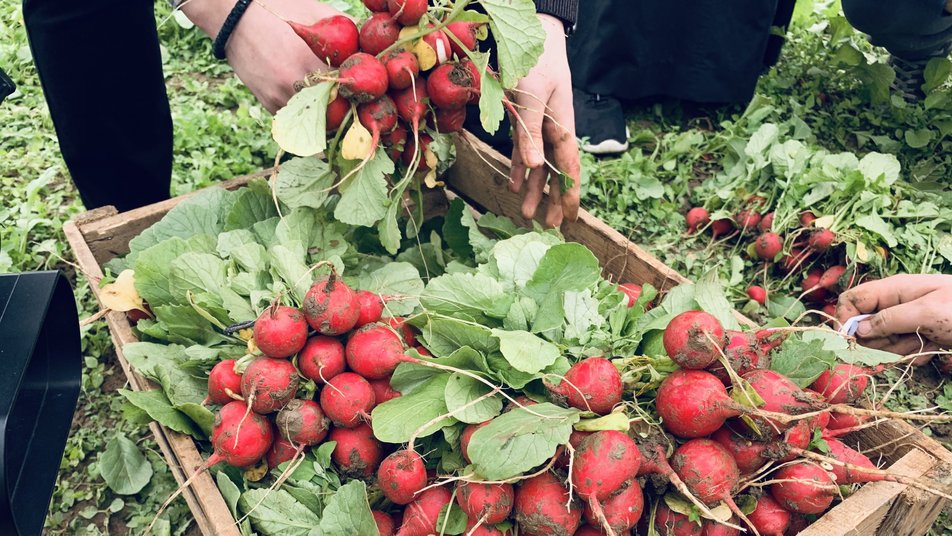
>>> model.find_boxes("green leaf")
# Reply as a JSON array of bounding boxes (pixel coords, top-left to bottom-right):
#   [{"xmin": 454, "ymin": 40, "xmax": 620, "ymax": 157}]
[
  {"xmin": 127, "ymin": 188, "xmax": 236, "ymax": 260},
  {"xmin": 924, "ymin": 57, "xmax": 952, "ymax": 92},
  {"xmin": 118, "ymin": 389, "xmax": 203, "ymax": 439},
  {"xmin": 435, "ymin": 502, "xmax": 469, "ymax": 535},
  {"xmin": 491, "ymin": 232, "xmax": 561, "ymax": 288},
  {"xmin": 99, "ymin": 434, "xmax": 153, "ymax": 495},
  {"xmin": 418, "ymin": 315, "xmax": 500, "ymax": 357},
  {"xmin": 226, "ymin": 180, "xmax": 280, "ymax": 231},
  {"xmin": 857, "ymin": 152, "xmax": 900, "ymax": 185},
  {"xmin": 378, "ymin": 192, "xmax": 403, "ymax": 255},
  {"xmin": 169, "ymin": 252, "xmax": 227, "ymax": 298},
  {"xmin": 854, "ymin": 214, "xmax": 899, "ymax": 248},
  {"xmin": 491, "ymin": 329, "xmax": 560, "ymax": 374},
  {"xmin": 694, "ymin": 275, "xmax": 741, "ymax": 331},
  {"xmin": 904, "ymin": 128, "xmax": 934, "ymax": 149},
  {"xmin": 275, "ymin": 157, "xmax": 334, "ymax": 209},
  {"xmin": 146, "ymin": 304, "xmax": 230, "ymax": 346},
  {"xmin": 444, "ymin": 373, "xmax": 503, "ymax": 424},
  {"xmin": 563, "ymin": 288, "xmax": 603, "ymax": 342},
  {"xmin": 271, "ymin": 81, "xmax": 334, "ymax": 157},
  {"xmin": 766, "ymin": 295, "xmax": 807, "ymax": 322},
  {"xmin": 269, "ymin": 242, "xmax": 312, "ymax": 302},
  {"xmin": 239, "ymin": 488, "xmax": 320, "ymax": 536},
  {"xmin": 524, "ymin": 243, "xmax": 601, "ymax": 332},
  {"xmin": 479, "ymin": 67, "xmax": 506, "ymax": 134},
  {"xmin": 318, "ymin": 481, "xmax": 377, "ymax": 536},
  {"xmin": 479, "ymin": 0, "xmax": 545, "ymax": 88},
  {"xmin": 134, "ymin": 236, "xmax": 216, "ymax": 305},
  {"xmin": 358, "ymin": 262, "xmax": 424, "ymax": 317},
  {"xmin": 769, "ymin": 337, "xmax": 837, "ymax": 388},
  {"xmin": 334, "ymin": 148, "xmax": 394, "ymax": 227},
  {"xmin": 122, "ymin": 342, "xmax": 186, "ymax": 378},
  {"xmin": 371, "ymin": 375, "xmax": 455, "ymax": 443},
  {"xmin": 422, "ymin": 272, "xmax": 513, "ymax": 321},
  {"xmin": 801, "ymin": 330, "xmax": 906, "ymax": 367},
  {"xmin": 575, "ymin": 411, "xmax": 631, "ymax": 432},
  {"xmin": 469, "ymin": 403, "xmax": 580, "ymax": 480}
]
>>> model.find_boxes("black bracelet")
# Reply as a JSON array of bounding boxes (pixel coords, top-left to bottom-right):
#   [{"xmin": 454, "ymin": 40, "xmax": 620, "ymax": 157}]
[{"xmin": 213, "ymin": 0, "xmax": 253, "ymax": 60}]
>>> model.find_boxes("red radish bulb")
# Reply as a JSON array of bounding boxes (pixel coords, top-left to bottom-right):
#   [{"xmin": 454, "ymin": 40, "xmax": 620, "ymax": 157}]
[
  {"xmin": 810, "ymin": 363, "xmax": 868, "ymax": 404},
  {"xmin": 240, "ymin": 357, "xmax": 299, "ymax": 414},
  {"xmin": 656, "ymin": 369, "xmax": 740, "ymax": 438},
  {"xmin": 435, "ymin": 106, "xmax": 467, "ymax": 133},
  {"xmin": 571, "ymin": 431, "xmax": 642, "ymax": 501},
  {"xmin": 267, "ymin": 436, "xmax": 302, "ymax": 468},
  {"xmin": 735, "ymin": 209, "xmax": 762, "ymax": 235},
  {"xmin": 581, "ymin": 479, "xmax": 644, "ymax": 533},
  {"xmin": 329, "ymin": 423, "xmax": 384, "ymax": 477},
  {"xmin": 686, "ymin": 207, "xmax": 710, "ymax": 233},
  {"xmin": 289, "ymin": 16, "xmax": 359, "ymax": 67},
  {"xmin": 427, "ymin": 62, "xmax": 477, "ymax": 109},
  {"xmin": 327, "ymin": 94, "xmax": 350, "ymax": 131},
  {"xmin": 460, "ymin": 421, "xmax": 490, "ymax": 463},
  {"xmin": 513, "ymin": 472, "xmax": 582, "ymax": 536},
  {"xmin": 339, "ymin": 52, "xmax": 389, "ymax": 103},
  {"xmin": 801, "ymin": 269, "xmax": 830, "ymax": 303},
  {"xmin": 397, "ymin": 487, "xmax": 453, "ymax": 536},
  {"xmin": 253, "ymin": 306, "xmax": 308, "ymax": 358},
  {"xmin": 710, "ymin": 219, "xmax": 734, "ymax": 238},
  {"xmin": 759, "ymin": 211, "xmax": 775, "ymax": 232},
  {"xmin": 297, "ymin": 335, "xmax": 346, "ymax": 385},
  {"xmin": 359, "ymin": 12, "xmax": 401, "ymax": 55},
  {"xmin": 546, "ymin": 357, "xmax": 623, "ymax": 415},
  {"xmin": 383, "ymin": 50, "xmax": 420, "ymax": 90},
  {"xmin": 319, "ymin": 372, "xmax": 376, "ymax": 427},
  {"xmin": 445, "ymin": 21, "xmax": 483, "ymax": 57},
  {"xmin": 754, "ymin": 232, "xmax": 783, "ymax": 261},
  {"xmin": 363, "ymin": 0, "xmax": 389, "ymax": 12},
  {"xmin": 354, "ymin": 290, "xmax": 385, "ymax": 328},
  {"xmin": 741, "ymin": 369, "xmax": 813, "ymax": 434},
  {"xmin": 769, "ymin": 462, "xmax": 836, "ymax": 514},
  {"xmin": 373, "ymin": 511, "xmax": 396, "ymax": 536},
  {"xmin": 800, "ymin": 211, "xmax": 817, "ymax": 227},
  {"xmin": 386, "ymin": 316, "xmax": 417, "ymax": 346},
  {"xmin": 370, "ymin": 378, "xmax": 402, "ymax": 404},
  {"xmin": 378, "ymin": 449, "xmax": 428, "ymax": 505},
  {"xmin": 392, "ymin": 81, "xmax": 428, "ymax": 136},
  {"xmin": 819, "ymin": 265, "xmax": 847, "ymax": 292},
  {"xmin": 618, "ymin": 283, "xmax": 642, "ymax": 307},
  {"xmin": 655, "ymin": 502, "xmax": 703, "ymax": 536},
  {"xmin": 209, "ymin": 401, "xmax": 274, "ymax": 468},
  {"xmin": 303, "ymin": 274, "xmax": 361, "ymax": 335},
  {"xmin": 748, "ymin": 495, "xmax": 791, "ymax": 536},
  {"xmin": 346, "ymin": 323, "xmax": 407, "ymax": 379},
  {"xmin": 710, "ymin": 426, "xmax": 768, "ymax": 474},
  {"xmin": 670, "ymin": 439, "xmax": 740, "ymax": 506},
  {"xmin": 275, "ymin": 399, "xmax": 329, "ymax": 446},
  {"xmin": 206, "ymin": 359, "xmax": 242, "ymax": 405},
  {"xmin": 383, "ymin": 124, "xmax": 408, "ymax": 161},
  {"xmin": 808, "ymin": 229, "xmax": 835, "ymax": 251},
  {"xmin": 455, "ymin": 481, "xmax": 515, "ymax": 524},
  {"xmin": 708, "ymin": 330, "xmax": 766, "ymax": 386},
  {"xmin": 663, "ymin": 310, "xmax": 725, "ymax": 369},
  {"xmin": 388, "ymin": 0, "xmax": 427, "ymax": 25},
  {"xmin": 747, "ymin": 286, "xmax": 767, "ymax": 305}
]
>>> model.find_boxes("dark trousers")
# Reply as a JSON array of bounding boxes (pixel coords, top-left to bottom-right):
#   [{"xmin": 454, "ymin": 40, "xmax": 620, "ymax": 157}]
[
  {"xmin": 843, "ymin": 0, "xmax": 952, "ymax": 60},
  {"xmin": 23, "ymin": 0, "xmax": 172, "ymax": 212}
]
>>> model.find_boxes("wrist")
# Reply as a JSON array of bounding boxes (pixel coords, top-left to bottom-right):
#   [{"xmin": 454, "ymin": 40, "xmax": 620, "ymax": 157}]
[{"xmin": 181, "ymin": 0, "xmax": 233, "ymax": 37}]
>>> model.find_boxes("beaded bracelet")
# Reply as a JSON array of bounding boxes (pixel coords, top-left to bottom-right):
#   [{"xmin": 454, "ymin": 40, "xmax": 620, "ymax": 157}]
[{"xmin": 212, "ymin": 0, "xmax": 253, "ymax": 60}]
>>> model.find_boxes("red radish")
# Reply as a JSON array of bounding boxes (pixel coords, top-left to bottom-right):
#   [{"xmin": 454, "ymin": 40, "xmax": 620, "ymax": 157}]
[
  {"xmin": 320, "ymin": 372, "xmax": 375, "ymax": 427},
  {"xmin": 275, "ymin": 399, "xmax": 329, "ymax": 446},
  {"xmin": 800, "ymin": 211, "xmax": 817, "ymax": 227},
  {"xmin": 759, "ymin": 211, "xmax": 775, "ymax": 232},
  {"xmin": 802, "ymin": 269, "xmax": 830, "ymax": 303},
  {"xmin": 735, "ymin": 209, "xmax": 761, "ymax": 234},
  {"xmin": 378, "ymin": 449, "xmax": 428, "ymax": 505},
  {"xmin": 746, "ymin": 195, "xmax": 767, "ymax": 209},
  {"xmin": 571, "ymin": 431, "xmax": 641, "ymax": 501},
  {"xmin": 240, "ymin": 357, "xmax": 299, "ymax": 414},
  {"xmin": 330, "ymin": 423, "xmax": 383, "ymax": 477},
  {"xmin": 546, "ymin": 357, "xmax": 623, "ymax": 415},
  {"xmin": 779, "ymin": 248, "xmax": 807, "ymax": 273},
  {"xmin": 582, "ymin": 479, "xmax": 644, "ymax": 533},
  {"xmin": 363, "ymin": 0, "xmax": 389, "ymax": 12},
  {"xmin": 370, "ymin": 378, "xmax": 402, "ymax": 404},
  {"xmin": 374, "ymin": 511, "xmax": 396, "ymax": 536},
  {"xmin": 747, "ymin": 495, "xmax": 790, "ymax": 536},
  {"xmin": 504, "ymin": 395, "xmax": 539, "ymax": 412},
  {"xmin": 702, "ymin": 520, "xmax": 740, "ymax": 536},
  {"xmin": 573, "ymin": 526, "xmax": 603, "ymax": 536},
  {"xmin": 464, "ymin": 520, "xmax": 507, "ymax": 535},
  {"xmin": 654, "ymin": 502, "xmax": 702, "ymax": 536},
  {"xmin": 392, "ymin": 82, "xmax": 428, "ymax": 136},
  {"xmin": 786, "ymin": 514, "xmax": 810, "ymax": 535},
  {"xmin": 686, "ymin": 207, "xmax": 711, "ymax": 233},
  {"xmin": 396, "ymin": 487, "xmax": 453, "ymax": 536},
  {"xmin": 290, "ymin": 16, "xmax": 359, "ymax": 67},
  {"xmin": 209, "ymin": 401, "xmax": 274, "ymax": 468},
  {"xmin": 755, "ymin": 328, "xmax": 787, "ymax": 354},
  {"xmin": 388, "ymin": 0, "xmax": 427, "ymax": 26},
  {"xmin": 710, "ymin": 219, "xmax": 734, "ymax": 238},
  {"xmin": 710, "ymin": 426, "xmax": 767, "ymax": 474},
  {"xmin": 826, "ymin": 411, "xmax": 870, "ymax": 431},
  {"xmin": 266, "ymin": 436, "xmax": 302, "ymax": 468},
  {"xmin": 327, "ymin": 94, "xmax": 350, "ymax": 131},
  {"xmin": 402, "ymin": 133, "xmax": 433, "ymax": 170},
  {"xmin": 618, "ymin": 283, "xmax": 642, "ymax": 307},
  {"xmin": 422, "ymin": 27, "xmax": 452, "ymax": 64},
  {"xmin": 513, "ymin": 472, "xmax": 582, "ymax": 536},
  {"xmin": 460, "ymin": 421, "xmax": 490, "ymax": 463},
  {"xmin": 764, "ymin": 419, "xmax": 811, "ymax": 462},
  {"xmin": 769, "ymin": 462, "xmax": 836, "ymax": 514},
  {"xmin": 808, "ymin": 229, "xmax": 835, "ymax": 251},
  {"xmin": 821, "ymin": 303, "xmax": 837, "ymax": 322},
  {"xmin": 819, "ymin": 265, "xmax": 847, "ymax": 292},
  {"xmin": 359, "ymin": 12, "xmax": 401, "ymax": 55},
  {"xmin": 339, "ymin": 52, "xmax": 389, "ymax": 103},
  {"xmin": 455, "ymin": 481, "xmax": 514, "ymax": 524},
  {"xmin": 354, "ymin": 290, "xmax": 385, "ymax": 328},
  {"xmin": 461, "ymin": 59, "xmax": 482, "ymax": 99},
  {"xmin": 719, "ymin": 330, "xmax": 767, "ymax": 379},
  {"xmin": 358, "ymin": 95, "xmax": 398, "ymax": 153},
  {"xmin": 445, "ymin": 21, "xmax": 482, "ymax": 57},
  {"xmin": 671, "ymin": 439, "xmax": 740, "ymax": 508},
  {"xmin": 253, "ymin": 305, "xmax": 308, "ymax": 358},
  {"xmin": 427, "ymin": 62, "xmax": 477, "ymax": 109},
  {"xmin": 435, "ymin": 106, "xmax": 467, "ymax": 133},
  {"xmin": 384, "ymin": 50, "xmax": 420, "ymax": 90},
  {"xmin": 303, "ymin": 274, "xmax": 361, "ymax": 335},
  {"xmin": 936, "ymin": 354, "xmax": 952, "ymax": 375},
  {"xmin": 346, "ymin": 323, "xmax": 407, "ymax": 379},
  {"xmin": 741, "ymin": 369, "xmax": 813, "ymax": 434},
  {"xmin": 663, "ymin": 311, "xmax": 725, "ymax": 370},
  {"xmin": 811, "ymin": 364, "xmax": 868, "ymax": 404},
  {"xmin": 754, "ymin": 232, "xmax": 783, "ymax": 261},
  {"xmin": 414, "ymin": 345, "xmax": 431, "ymax": 356},
  {"xmin": 556, "ymin": 429, "xmax": 592, "ymax": 469},
  {"xmin": 747, "ymin": 286, "xmax": 767, "ymax": 305},
  {"xmin": 206, "ymin": 359, "xmax": 242, "ymax": 405},
  {"xmin": 804, "ymin": 389, "xmax": 832, "ymax": 429},
  {"xmin": 297, "ymin": 335, "xmax": 346, "ymax": 385},
  {"xmin": 822, "ymin": 437, "xmax": 883, "ymax": 484},
  {"xmin": 386, "ymin": 316, "xmax": 417, "ymax": 346},
  {"xmin": 384, "ymin": 124, "xmax": 408, "ymax": 160},
  {"xmin": 656, "ymin": 369, "xmax": 740, "ymax": 438}
]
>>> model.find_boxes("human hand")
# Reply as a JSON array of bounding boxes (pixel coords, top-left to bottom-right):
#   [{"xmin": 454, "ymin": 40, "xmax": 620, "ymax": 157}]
[
  {"xmin": 836, "ymin": 274, "xmax": 952, "ymax": 356},
  {"xmin": 508, "ymin": 14, "xmax": 581, "ymax": 228},
  {"xmin": 182, "ymin": 0, "xmax": 343, "ymax": 113}
]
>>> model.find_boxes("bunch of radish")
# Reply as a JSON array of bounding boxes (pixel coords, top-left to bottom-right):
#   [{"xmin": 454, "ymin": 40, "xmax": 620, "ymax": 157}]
[{"xmin": 684, "ymin": 198, "xmax": 865, "ymax": 322}]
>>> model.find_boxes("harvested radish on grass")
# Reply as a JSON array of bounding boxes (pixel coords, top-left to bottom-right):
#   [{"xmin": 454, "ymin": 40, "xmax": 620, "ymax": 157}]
[
  {"xmin": 819, "ymin": 265, "xmax": 848, "ymax": 292},
  {"xmin": 303, "ymin": 274, "xmax": 361, "ymax": 335},
  {"xmin": 759, "ymin": 211, "xmax": 775, "ymax": 232},
  {"xmin": 546, "ymin": 356, "xmax": 622, "ymax": 415},
  {"xmin": 289, "ymin": 15, "xmax": 359, "ymax": 67},
  {"xmin": 802, "ymin": 269, "xmax": 830, "ymax": 303},
  {"xmin": 513, "ymin": 472, "xmax": 582, "ymax": 536},
  {"xmin": 808, "ymin": 228, "xmax": 835, "ymax": 251},
  {"xmin": 747, "ymin": 285, "xmax": 766, "ymax": 305},
  {"xmin": 656, "ymin": 369, "xmax": 740, "ymax": 438},
  {"xmin": 685, "ymin": 207, "xmax": 710, "ymax": 233},
  {"xmin": 769, "ymin": 462, "xmax": 836, "ymax": 514},
  {"xmin": 618, "ymin": 283, "xmax": 642, "ymax": 307},
  {"xmin": 378, "ymin": 449, "xmax": 428, "ymax": 505},
  {"xmin": 663, "ymin": 310, "xmax": 725, "ymax": 369},
  {"xmin": 710, "ymin": 218, "xmax": 734, "ymax": 238},
  {"xmin": 370, "ymin": 378, "xmax": 402, "ymax": 404},
  {"xmin": 397, "ymin": 486, "xmax": 453, "ymax": 536},
  {"xmin": 240, "ymin": 357, "xmax": 299, "ymax": 414},
  {"xmin": 209, "ymin": 401, "xmax": 274, "ymax": 468},
  {"xmin": 373, "ymin": 511, "xmax": 396, "ymax": 536},
  {"xmin": 266, "ymin": 436, "xmax": 301, "ymax": 469},
  {"xmin": 354, "ymin": 290, "xmax": 384, "ymax": 328},
  {"xmin": 779, "ymin": 248, "xmax": 807, "ymax": 273},
  {"xmin": 320, "ymin": 372, "xmax": 376, "ymax": 427},
  {"xmin": 297, "ymin": 335, "xmax": 346, "ymax": 385},
  {"xmin": 455, "ymin": 481, "xmax": 514, "ymax": 524},
  {"xmin": 735, "ymin": 209, "xmax": 761, "ymax": 234},
  {"xmin": 205, "ymin": 359, "xmax": 242, "ymax": 405},
  {"xmin": 445, "ymin": 21, "xmax": 483, "ymax": 57},
  {"xmin": 326, "ymin": 94, "xmax": 350, "ymax": 131},
  {"xmin": 747, "ymin": 495, "xmax": 791, "ymax": 536},
  {"xmin": 359, "ymin": 12, "xmax": 401, "ymax": 55},
  {"xmin": 427, "ymin": 62, "xmax": 478, "ymax": 109},
  {"xmin": 329, "ymin": 423, "xmax": 383, "ymax": 477},
  {"xmin": 811, "ymin": 363, "xmax": 869, "ymax": 404},
  {"xmin": 339, "ymin": 52, "xmax": 389, "ymax": 103},
  {"xmin": 654, "ymin": 502, "xmax": 702, "ymax": 536},
  {"xmin": 571, "ymin": 430, "xmax": 641, "ymax": 501},
  {"xmin": 754, "ymin": 232, "xmax": 782, "ymax": 261},
  {"xmin": 383, "ymin": 50, "xmax": 420, "ymax": 90},
  {"xmin": 253, "ymin": 305, "xmax": 308, "ymax": 358},
  {"xmin": 388, "ymin": 0, "xmax": 427, "ymax": 25},
  {"xmin": 581, "ymin": 479, "xmax": 644, "ymax": 534},
  {"xmin": 346, "ymin": 323, "xmax": 407, "ymax": 379},
  {"xmin": 275, "ymin": 399, "xmax": 329, "ymax": 446},
  {"xmin": 435, "ymin": 106, "xmax": 467, "ymax": 133}
]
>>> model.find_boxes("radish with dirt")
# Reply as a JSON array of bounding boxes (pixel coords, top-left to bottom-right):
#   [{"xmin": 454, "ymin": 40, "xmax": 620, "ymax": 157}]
[
  {"xmin": 253, "ymin": 305, "xmax": 308, "ymax": 358},
  {"xmin": 810, "ymin": 363, "xmax": 869, "ymax": 404},
  {"xmin": 319, "ymin": 371, "xmax": 376, "ymax": 427},
  {"xmin": 654, "ymin": 502, "xmax": 702, "ymax": 536},
  {"xmin": 455, "ymin": 481, "xmax": 514, "ymax": 525},
  {"xmin": 354, "ymin": 290, "xmax": 385, "ymax": 327},
  {"xmin": 656, "ymin": 369, "xmax": 740, "ymax": 438},
  {"xmin": 359, "ymin": 12, "xmax": 401, "ymax": 55},
  {"xmin": 769, "ymin": 462, "xmax": 837, "ymax": 514},
  {"xmin": 346, "ymin": 322, "xmax": 407, "ymax": 379},
  {"xmin": 670, "ymin": 439, "xmax": 752, "ymax": 528},
  {"xmin": 205, "ymin": 359, "xmax": 242, "ymax": 405},
  {"xmin": 338, "ymin": 52, "xmax": 390, "ymax": 103},
  {"xmin": 707, "ymin": 330, "xmax": 766, "ymax": 385},
  {"xmin": 546, "ymin": 356, "xmax": 622, "ymax": 415},
  {"xmin": 357, "ymin": 95, "xmax": 399, "ymax": 156},
  {"xmin": 571, "ymin": 430, "xmax": 641, "ymax": 502},
  {"xmin": 396, "ymin": 486, "xmax": 453, "ymax": 536},
  {"xmin": 710, "ymin": 425, "xmax": 767, "ymax": 474},
  {"xmin": 240, "ymin": 357, "xmax": 300, "ymax": 414},
  {"xmin": 303, "ymin": 274, "xmax": 361, "ymax": 335},
  {"xmin": 754, "ymin": 232, "xmax": 782, "ymax": 261},
  {"xmin": 663, "ymin": 310, "xmax": 725, "ymax": 369},
  {"xmin": 427, "ymin": 62, "xmax": 478, "ymax": 109},
  {"xmin": 686, "ymin": 207, "xmax": 710, "ymax": 233},
  {"xmin": 208, "ymin": 400, "xmax": 274, "ymax": 468},
  {"xmin": 808, "ymin": 228, "xmax": 836, "ymax": 251},
  {"xmin": 388, "ymin": 0, "xmax": 427, "ymax": 25},
  {"xmin": 378, "ymin": 449, "xmax": 428, "ymax": 505},
  {"xmin": 747, "ymin": 495, "xmax": 791, "ymax": 536},
  {"xmin": 445, "ymin": 21, "xmax": 483, "ymax": 56},
  {"xmin": 374, "ymin": 511, "xmax": 396, "ymax": 536},
  {"xmin": 297, "ymin": 335, "xmax": 346, "ymax": 384},
  {"xmin": 582, "ymin": 479, "xmax": 644, "ymax": 534},
  {"xmin": 513, "ymin": 472, "xmax": 582, "ymax": 536},
  {"xmin": 384, "ymin": 50, "xmax": 420, "ymax": 90},
  {"xmin": 266, "ymin": 436, "xmax": 302, "ymax": 469},
  {"xmin": 275, "ymin": 399, "xmax": 329, "ymax": 446},
  {"xmin": 329, "ymin": 423, "xmax": 383, "ymax": 477}
]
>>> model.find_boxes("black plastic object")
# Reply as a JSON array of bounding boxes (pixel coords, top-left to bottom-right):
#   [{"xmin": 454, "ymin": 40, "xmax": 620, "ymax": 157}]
[
  {"xmin": 0, "ymin": 67, "xmax": 14, "ymax": 104},
  {"xmin": 0, "ymin": 271, "xmax": 81, "ymax": 535}
]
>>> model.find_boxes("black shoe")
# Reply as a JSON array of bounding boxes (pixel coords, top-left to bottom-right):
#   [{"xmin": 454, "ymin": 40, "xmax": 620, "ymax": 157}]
[
  {"xmin": 573, "ymin": 89, "xmax": 629, "ymax": 155},
  {"xmin": 889, "ymin": 55, "xmax": 929, "ymax": 103}
]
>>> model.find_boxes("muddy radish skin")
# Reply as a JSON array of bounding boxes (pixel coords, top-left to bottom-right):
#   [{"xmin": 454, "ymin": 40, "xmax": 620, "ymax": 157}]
[
  {"xmin": 319, "ymin": 372, "xmax": 376, "ymax": 427},
  {"xmin": 513, "ymin": 472, "xmax": 582, "ymax": 536},
  {"xmin": 741, "ymin": 369, "xmax": 814, "ymax": 435},
  {"xmin": 240, "ymin": 357, "xmax": 299, "ymax": 414},
  {"xmin": 266, "ymin": 436, "xmax": 301, "ymax": 468},
  {"xmin": 373, "ymin": 510, "xmax": 396, "ymax": 536},
  {"xmin": 810, "ymin": 363, "xmax": 869, "ymax": 404},
  {"xmin": 378, "ymin": 449, "xmax": 428, "ymax": 505},
  {"xmin": 663, "ymin": 311, "xmax": 725, "ymax": 369},
  {"xmin": 346, "ymin": 322, "xmax": 407, "ymax": 379},
  {"xmin": 754, "ymin": 232, "xmax": 783, "ymax": 261},
  {"xmin": 710, "ymin": 426, "xmax": 768, "ymax": 474},
  {"xmin": 397, "ymin": 487, "xmax": 453, "ymax": 536},
  {"xmin": 656, "ymin": 369, "xmax": 741, "ymax": 438},
  {"xmin": 303, "ymin": 275, "xmax": 361, "ymax": 335},
  {"xmin": 427, "ymin": 62, "xmax": 478, "ymax": 109},
  {"xmin": 769, "ymin": 462, "xmax": 836, "ymax": 514},
  {"xmin": 388, "ymin": 0, "xmax": 427, "ymax": 25},
  {"xmin": 253, "ymin": 305, "xmax": 308, "ymax": 358},
  {"xmin": 275, "ymin": 399, "xmax": 329, "ymax": 446},
  {"xmin": 206, "ymin": 359, "xmax": 242, "ymax": 405},
  {"xmin": 546, "ymin": 357, "xmax": 623, "ymax": 415},
  {"xmin": 572, "ymin": 431, "xmax": 642, "ymax": 502},
  {"xmin": 670, "ymin": 439, "xmax": 740, "ymax": 507},
  {"xmin": 209, "ymin": 401, "xmax": 274, "ymax": 468},
  {"xmin": 359, "ymin": 12, "xmax": 401, "ymax": 55},
  {"xmin": 655, "ymin": 502, "xmax": 703, "ymax": 536},
  {"xmin": 329, "ymin": 423, "xmax": 383, "ymax": 478},
  {"xmin": 581, "ymin": 479, "xmax": 644, "ymax": 534},
  {"xmin": 297, "ymin": 335, "xmax": 346, "ymax": 385},
  {"xmin": 383, "ymin": 50, "xmax": 420, "ymax": 90},
  {"xmin": 747, "ymin": 495, "xmax": 790, "ymax": 536},
  {"xmin": 708, "ymin": 330, "xmax": 766, "ymax": 386},
  {"xmin": 339, "ymin": 52, "xmax": 389, "ymax": 103},
  {"xmin": 445, "ymin": 21, "xmax": 482, "ymax": 56},
  {"xmin": 455, "ymin": 481, "xmax": 514, "ymax": 524}
]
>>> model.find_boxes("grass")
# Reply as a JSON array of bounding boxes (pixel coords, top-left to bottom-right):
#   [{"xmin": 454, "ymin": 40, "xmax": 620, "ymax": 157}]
[{"xmin": 1, "ymin": 0, "xmax": 950, "ymax": 533}]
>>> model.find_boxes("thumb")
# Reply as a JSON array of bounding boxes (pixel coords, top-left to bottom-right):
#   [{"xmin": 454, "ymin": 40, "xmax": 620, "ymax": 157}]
[{"xmin": 855, "ymin": 301, "xmax": 927, "ymax": 339}]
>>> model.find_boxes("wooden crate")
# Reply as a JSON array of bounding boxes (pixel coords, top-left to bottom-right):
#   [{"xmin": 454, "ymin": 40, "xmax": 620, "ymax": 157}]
[{"xmin": 64, "ymin": 134, "xmax": 952, "ymax": 536}]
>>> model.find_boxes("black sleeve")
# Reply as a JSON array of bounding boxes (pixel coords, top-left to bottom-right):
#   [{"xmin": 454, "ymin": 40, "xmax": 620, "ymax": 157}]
[{"xmin": 534, "ymin": 0, "xmax": 578, "ymax": 27}]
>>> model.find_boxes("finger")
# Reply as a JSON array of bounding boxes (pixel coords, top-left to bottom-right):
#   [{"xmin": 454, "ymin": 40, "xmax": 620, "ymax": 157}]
[
  {"xmin": 855, "ymin": 300, "xmax": 932, "ymax": 339},
  {"xmin": 513, "ymin": 84, "xmax": 548, "ymax": 169},
  {"xmin": 509, "ymin": 137, "xmax": 528, "ymax": 193},
  {"xmin": 543, "ymin": 86, "xmax": 580, "ymax": 222},
  {"xmin": 544, "ymin": 169, "xmax": 564, "ymax": 228},
  {"xmin": 521, "ymin": 165, "xmax": 547, "ymax": 220},
  {"xmin": 878, "ymin": 335, "xmax": 934, "ymax": 356},
  {"xmin": 836, "ymin": 275, "xmax": 950, "ymax": 323}
]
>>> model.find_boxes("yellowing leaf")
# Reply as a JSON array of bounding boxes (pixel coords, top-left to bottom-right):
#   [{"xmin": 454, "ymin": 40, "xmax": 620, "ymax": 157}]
[
  {"xmin": 856, "ymin": 241, "xmax": 870, "ymax": 262},
  {"xmin": 247, "ymin": 337, "xmax": 259, "ymax": 355},
  {"xmin": 271, "ymin": 82, "xmax": 334, "ymax": 157},
  {"xmin": 398, "ymin": 27, "xmax": 418, "ymax": 51},
  {"xmin": 244, "ymin": 459, "xmax": 269, "ymax": 481},
  {"xmin": 100, "ymin": 270, "xmax": 146, "ymax": 313},
  {"xmin": 574, "ymin": 411, "xmax": 630, "ymax": 432},
  {"xmin": 424, "ymin": 169, "xmax": 443, "ymax": 188},
  {"xmin": 341, "ymin": 119, "xmax": 374, "ymax": 161},
  {"xmin": 237, "ymin": 328, "xmax": 254, "ymax": 342},
  {"xmin": 413, "ymin": 40, "xmax": 438, "ymax": 71},
  {"xmin": 813, "ymin": 215, "xmax": 835, "ymax": 229}
]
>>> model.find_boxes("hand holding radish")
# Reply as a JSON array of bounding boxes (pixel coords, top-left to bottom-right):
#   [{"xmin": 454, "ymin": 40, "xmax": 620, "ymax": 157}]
[
  {"xmin": 508, "ymin": 14, "xmax": 580, "ymax": 228},
  {"xmin": 836, "ymin": 274, "xmax": 952, "ymax": 356}
]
